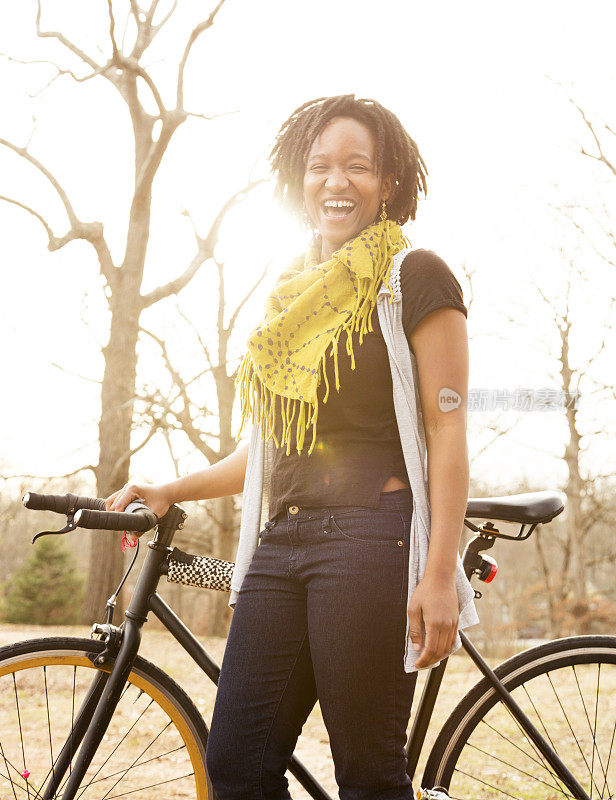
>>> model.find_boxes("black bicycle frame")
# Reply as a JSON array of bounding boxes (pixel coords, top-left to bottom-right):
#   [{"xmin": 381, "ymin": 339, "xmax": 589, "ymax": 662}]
[{"xmin": 46, "ymin": 510, "xmax": 591, "ymax": 800}]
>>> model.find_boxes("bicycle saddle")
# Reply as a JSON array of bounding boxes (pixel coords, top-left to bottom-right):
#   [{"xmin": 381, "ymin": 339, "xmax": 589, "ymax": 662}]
[{"xmin": 466, "ymin": 490, "xmax": 565, "ymax": 524}]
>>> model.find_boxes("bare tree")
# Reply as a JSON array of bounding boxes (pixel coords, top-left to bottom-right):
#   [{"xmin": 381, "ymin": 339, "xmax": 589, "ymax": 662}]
[
  {"xmin": 549, "ymin": 82, "xmax": 616, "ymax": 272},
  {"xmin": 535, "ymin": 87, "xmax": 616, "ymax": 630},
  {"xmin": 0, "ymin": 0, "xmax": 264, "ymax": 619},
  {"xmin": 529, "ymin": 249, "xmax": 616, "ymax": 633},
  {"xmin": 135, "ymin": 253, "xmax": 270, "ymax": 635}
]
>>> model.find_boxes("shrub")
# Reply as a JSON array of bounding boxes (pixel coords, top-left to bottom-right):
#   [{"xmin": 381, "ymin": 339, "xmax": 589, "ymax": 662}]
[{"xmin": 3, "ymin": 537, "xmax": 84, "ymax": 625}]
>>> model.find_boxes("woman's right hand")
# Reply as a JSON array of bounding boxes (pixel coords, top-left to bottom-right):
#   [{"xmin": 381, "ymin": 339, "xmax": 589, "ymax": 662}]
[{"xmin": 105, "ymin": 482, "xmax": 173, "ymax": 525}]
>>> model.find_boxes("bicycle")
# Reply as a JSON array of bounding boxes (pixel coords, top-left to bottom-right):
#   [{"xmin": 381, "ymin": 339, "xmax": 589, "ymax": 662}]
[{"xmin": 1, "ymin": 487, "xmax": 614, "ymax": 799}]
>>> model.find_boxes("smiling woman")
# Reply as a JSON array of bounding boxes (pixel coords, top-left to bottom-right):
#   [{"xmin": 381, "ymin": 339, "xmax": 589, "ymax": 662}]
[
  {"xmin": 108, "ymin": 93, "xmax": 474, "ymax": 800},
  {"xmin": 203, "ymin": 94, "xmax": 475, "ymax": 800}
]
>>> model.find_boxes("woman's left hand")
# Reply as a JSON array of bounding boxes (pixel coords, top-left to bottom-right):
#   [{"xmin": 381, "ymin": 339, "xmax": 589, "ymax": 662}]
[{"xmin": 408, "ymin": 572, "xmax": 459, "ymax": 669}]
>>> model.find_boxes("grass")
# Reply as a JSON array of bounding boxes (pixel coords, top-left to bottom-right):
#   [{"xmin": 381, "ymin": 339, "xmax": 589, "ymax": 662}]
[{"xmin": 2, "ymin": 624, "xmax": 611, "ymax": 799}]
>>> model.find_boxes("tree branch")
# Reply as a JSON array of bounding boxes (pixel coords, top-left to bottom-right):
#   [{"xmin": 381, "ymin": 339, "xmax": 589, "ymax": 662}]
[
  {"xmin": 175, "ymin": 304, "xmax": 214, "ymax": 370},
  {"xmin": 110, "ymin": 420, "xmax": 161, "ymax": 483},
  {"xmin": 140, "ymin": 179, "xmax": 265, "ymax": 308},
  {"xmin": 107, "ymin": 0, "xmax": 121, "ymax": 60},
  {"xmin": 204, "ymin": 502, "xmax": 225, "ymax": 529},
  {"xmin": 140, "ymin": 326, "xmax": 220, "ymax": 464},
  {"xmin": 152, "ymin": 0, "xmax": 177, "ymax": 33},
  {"xmin": 50, "ymin": 361, "xmax": 103, "ymax": 385},
  {"xmin": 550, "ymin": 202, "xmax": 616, "ymax": 269},
  {"xmin": 0, "ymin": 195, "xmax": 56, "ymax": 245},
  {"xmin": 162, "ymin": 425, "xmax": 182, "ymax": 479},
  {"xmin": 1, "ymin": 463, "xmax": 98, "ymax": 481},
  {"xmin": 1, "ymin": 53, "xmax": 110, "ymax": 97},
  {"xmin": 120, "ymin": 55, "xmax": 167, "ymax": 116},
  {"xmin": 185, "ymin": 108, "xmax": 239, "ymax": 122},
  {"xmin": 0, "ymin": 136, "xmax": 79, "ymax": 227},
  {"xmin": 0, "ymin": 137, "xmax": 116, "ymax": 282},
  {"xmin": 176, "ymin": 0, "xmax": 228, "ymax": 110},
  {"xmin": 567, "ymin": 93, "xmax": 616, "ymax": 177},
  {"xmin": 469, "ymin": 417, "xmax": 521, "ymax": 462},
  {"xmin": 226, "ymin": 260, "xmax": 270, "ymax": 334},
  {"xmin": 36, "ymin": 0, "xmax": 102, "ymax": 72}
]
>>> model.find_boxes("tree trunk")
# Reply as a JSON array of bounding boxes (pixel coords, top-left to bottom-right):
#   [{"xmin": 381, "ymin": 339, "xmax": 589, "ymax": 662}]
[
  {"xmin": 207, "ymin": 494, "xmax": 239, "ymax": 637},
  {"xmin": 561, "ymin": 325, "xmax": 586, "ymax": 603},
  {"xmin": 81, "ymin": 297, "xmax": 140, "ymax": 622}
]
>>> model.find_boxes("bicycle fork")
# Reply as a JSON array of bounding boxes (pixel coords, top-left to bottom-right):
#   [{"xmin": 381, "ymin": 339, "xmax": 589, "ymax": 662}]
[
  {"xmin": 45, "ymin": 620, "xmax": 143, "ymax": 800},
  {"xmin": 43, "ymin": 537, "xmax": 172, "ymax": 800}
]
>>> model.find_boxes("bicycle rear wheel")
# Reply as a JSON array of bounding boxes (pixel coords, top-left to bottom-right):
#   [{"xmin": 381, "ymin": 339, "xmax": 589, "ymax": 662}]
[
  {"xmin": 422, "ymin": 635, "xmax": 616, "ymax": 799},
  {"xmin": 0, "ymin": 637, "xmax": 215, "ymax": 799}
]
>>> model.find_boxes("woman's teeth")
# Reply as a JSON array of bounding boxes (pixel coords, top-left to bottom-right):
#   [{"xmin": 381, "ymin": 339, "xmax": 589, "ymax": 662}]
[{"xmin": 322, "ymin": 201, "xmax": 356, "ymax": 219}]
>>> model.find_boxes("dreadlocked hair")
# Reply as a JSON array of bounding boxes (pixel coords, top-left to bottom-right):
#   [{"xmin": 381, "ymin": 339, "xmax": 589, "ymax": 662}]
[{"xmin": 269, "ymin": 94, "xmax": 428, "ymax": 227}]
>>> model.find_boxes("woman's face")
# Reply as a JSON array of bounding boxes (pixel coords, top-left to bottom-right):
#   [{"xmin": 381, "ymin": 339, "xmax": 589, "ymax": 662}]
[{"xmin": 303, "ymin": 115, "xmax": 393, "ymax": 261}]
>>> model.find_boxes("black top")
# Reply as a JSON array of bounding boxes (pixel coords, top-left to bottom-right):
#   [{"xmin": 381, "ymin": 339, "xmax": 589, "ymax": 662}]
[{"xmin": 267, "ymin": 249, "xmax": 467, "ymax": 520}]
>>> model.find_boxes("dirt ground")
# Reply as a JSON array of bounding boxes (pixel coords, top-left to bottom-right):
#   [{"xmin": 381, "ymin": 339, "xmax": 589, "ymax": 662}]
[{"xmin": 0, "ymin": 623, "xmax": 488, "ymax": 798}]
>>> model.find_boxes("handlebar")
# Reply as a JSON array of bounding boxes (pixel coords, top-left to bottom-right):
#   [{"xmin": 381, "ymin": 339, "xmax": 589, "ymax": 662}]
[
  {"xmin": 22, "ymin": 491, "xmax": 159, "ymax": 534},
  {"xmin": 23, "ymin": 491, "xmax": 104, "ymax": 514}
]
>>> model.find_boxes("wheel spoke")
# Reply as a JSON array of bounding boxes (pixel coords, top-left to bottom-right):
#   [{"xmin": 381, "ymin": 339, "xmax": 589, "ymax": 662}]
[
  {"xmin": 99, "ymin": 721, "xmax": 172, "ymax": 800},
  {"xmin": 572, "ymin": 664, "xmax": 611, "ymax": 798},
  {"xmin": 0, "ymin": 750, "xmax": 35, "ymax": 798},
  {"xmin": 0, "ymin": 740, "xmax": 20, "ymax": 800},
  {"xmin": 432, "ymin": 642, "xmax": 616, "ymax": 800},
  {"xmin": 478, "ymin": 716, "xmax": 570, "ymax": 792},
  {"xmin": 465, "ymin": 741, "xmax": 574, "ymax": 797},
  {"xmin": 103, "ymin": 771, "xmax": 196, "ymax": 799},
  {"xmin": 73, "ymin": 695, "xmax": 155, "ymax": 800},
  {"xmin": 519, "ymin": 678, "xmax": 570, "ymax": 797},
  {"xmin": 55, "ymin": 682, "xmax": 134, "ymax": 799},
  {"xmin": 600, "ymin": 714, "xmax": 616, "ymax": 799},
  {"xmin": 44, "ymin": 667, "xmax": 54, "ymax": 778},
  {"xmin": 547, "ymin": 670, "xmax": 605, "ymax": 798},
  {"xmin": 0, "ymin": 639, "xmax": 210, "ymax": 800},
  {"xmin": 84, "ymin": 745, "xmax": 187, "ymax": 786},
  {"xmin": 454, "ymin": 767, "xmax": 523, "ymax": 799},
  {"xmin": 12, "ymin": 674, "xmax": 30, "ymax": 800},
  {"xmin": 498, "ymin": 689, "xmax": 572, "ymax": 796},
  {"xmin": 521, "ymin": 680, "xmax": 560, "ymax": 757},
  {"xmin": 70, "ymin": 666, "xmax": 76, "ymax": 778}
]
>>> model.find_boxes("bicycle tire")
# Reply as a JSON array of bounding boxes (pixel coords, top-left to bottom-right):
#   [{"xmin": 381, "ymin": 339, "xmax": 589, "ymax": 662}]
[
  {"xmin": 0, "ymin": 636, "xmax": 216, "ymax": 799},
  {"xmin": 422, "ymin": 635, "xmax": 616, "ymax": 799}
]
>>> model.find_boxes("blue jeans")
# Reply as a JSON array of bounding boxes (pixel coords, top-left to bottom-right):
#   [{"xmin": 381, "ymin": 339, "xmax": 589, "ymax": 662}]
[{"xmin": 205, "ymin": 488, "xmax": 417, "ymax": 800}]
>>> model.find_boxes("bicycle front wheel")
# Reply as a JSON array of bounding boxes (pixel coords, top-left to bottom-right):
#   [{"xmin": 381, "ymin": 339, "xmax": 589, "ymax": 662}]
[
  {"xmin": 0, "ymin": 637, "xmax": 215, "ymax": 799},
  {"xmin": 423, "ymin": 635, "xmax": 616, "ymax": 800}
]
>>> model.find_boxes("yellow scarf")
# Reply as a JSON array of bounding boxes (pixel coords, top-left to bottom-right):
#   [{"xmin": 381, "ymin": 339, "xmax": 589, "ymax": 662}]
[{"xmin": 234, "ymin": 219, "xmax": 410, "ymax": 455}]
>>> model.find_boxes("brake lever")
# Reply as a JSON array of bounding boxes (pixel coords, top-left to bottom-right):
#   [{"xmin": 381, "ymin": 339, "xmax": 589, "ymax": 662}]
[
  {"xmin": 32, "ymin": 491, "xmax": 79, "ymax": 542},
  {"xmin": 32, "ymin": 515, "xmax": 78, "ymax": 543}
]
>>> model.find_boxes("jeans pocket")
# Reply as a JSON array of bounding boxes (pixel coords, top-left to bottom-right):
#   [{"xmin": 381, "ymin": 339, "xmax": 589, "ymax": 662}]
[
  {"xmin": 258, "ymin": 519, "xmax": 277, "ymax": 544},
  {"xmin": 330, "ymin": 509, "xmax": 406, "ymax": 545}
]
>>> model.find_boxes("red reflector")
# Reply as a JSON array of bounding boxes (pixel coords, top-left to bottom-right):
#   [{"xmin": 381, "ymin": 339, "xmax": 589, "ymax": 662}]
[{"xmin": 485, "ymin": 560, "xmax": 498, "ymax": 583}]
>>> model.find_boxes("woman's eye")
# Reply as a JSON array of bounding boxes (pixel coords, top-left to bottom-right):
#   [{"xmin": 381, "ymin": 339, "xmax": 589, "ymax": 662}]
[{"xmin": 350, "ymin": 165, "xmax": 367, "ymax": 171}]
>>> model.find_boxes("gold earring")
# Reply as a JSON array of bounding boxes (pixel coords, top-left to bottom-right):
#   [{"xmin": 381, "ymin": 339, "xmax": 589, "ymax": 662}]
[{"xmin": 380, "ymin": 200, "xmax": 388, "ymax": 222}]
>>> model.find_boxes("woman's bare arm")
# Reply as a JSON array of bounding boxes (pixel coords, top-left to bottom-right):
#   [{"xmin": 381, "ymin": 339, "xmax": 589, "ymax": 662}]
[
  {"xmin": 407, "ymin": 306, "xmax": 469, "ymax": 668},
  {"xmin": 165, "ymin": 441, "xmax": 250, "ymax": 504},
  {"xmin": 105, "ymin": 440, "xmax": 250, "ymax": 519}
]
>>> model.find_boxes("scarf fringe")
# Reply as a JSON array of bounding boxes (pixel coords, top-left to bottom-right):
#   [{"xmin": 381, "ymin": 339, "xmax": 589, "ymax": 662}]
[{"xmin": 234, "ymin": 221, "xmax": 411, "ymax": 456}]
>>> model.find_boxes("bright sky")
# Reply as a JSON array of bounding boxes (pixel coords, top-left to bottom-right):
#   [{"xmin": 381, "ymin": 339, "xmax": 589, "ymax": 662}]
[{"xmin": 1, "ymin": 0, "xmax": 615, "ymax": 492}]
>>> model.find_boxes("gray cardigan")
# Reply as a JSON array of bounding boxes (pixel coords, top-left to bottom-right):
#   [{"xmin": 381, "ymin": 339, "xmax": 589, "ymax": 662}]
[{"xmin": 229, "ymin": 247, "xmax": 479, "ymax": 673}]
